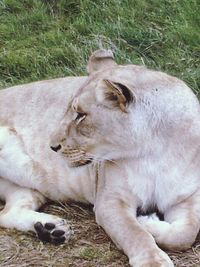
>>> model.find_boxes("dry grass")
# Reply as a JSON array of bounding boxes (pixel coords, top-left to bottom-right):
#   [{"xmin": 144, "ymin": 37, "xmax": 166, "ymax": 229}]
[
  {"xmin": 0, "ymin": 201, "xmax": 200, "ymax": 267},
  {"xmin": 0, "ymin": 201, "xmax": 129, "ymax": 267}
]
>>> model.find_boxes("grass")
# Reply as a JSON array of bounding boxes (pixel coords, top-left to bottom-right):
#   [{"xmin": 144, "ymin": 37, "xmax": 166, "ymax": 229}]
[
  {"xmin": 0, "ymin": 1, "xmax": 200, "ymax": 266},
  {"xmin": 0, "ymin": 0, "xmax": 199, "ymax": 94}
]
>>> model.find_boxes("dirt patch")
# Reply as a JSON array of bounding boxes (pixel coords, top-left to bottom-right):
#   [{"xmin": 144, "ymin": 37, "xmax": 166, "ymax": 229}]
[{"xmin": 0, "ymin": 201, "xmax": 200, "ymax": 267}]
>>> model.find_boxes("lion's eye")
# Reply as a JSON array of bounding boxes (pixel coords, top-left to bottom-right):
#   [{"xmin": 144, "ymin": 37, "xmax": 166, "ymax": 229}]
[{"xmin": 75, "ymin": 112, "xmax": 87, "ymax": 124}]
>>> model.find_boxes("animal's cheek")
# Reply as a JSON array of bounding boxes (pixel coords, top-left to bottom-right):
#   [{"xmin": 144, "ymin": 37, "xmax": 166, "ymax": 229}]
[{"xmin": 77, "ymin": 124, "xmax": 95, "ymax": 138}]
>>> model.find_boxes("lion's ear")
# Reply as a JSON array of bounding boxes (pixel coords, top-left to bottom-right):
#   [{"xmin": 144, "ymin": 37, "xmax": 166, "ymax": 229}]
[
  {"xmin": 103, "ymin": 79, "xmax": 136, "ymax": 113},
  {"xmin": 87, "ymin": 49, "xmax": 117, "ymax": 74}
]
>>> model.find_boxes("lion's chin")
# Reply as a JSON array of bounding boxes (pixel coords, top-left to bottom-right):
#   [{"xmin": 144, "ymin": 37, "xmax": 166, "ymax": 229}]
[{"xmin": 67, "ymin": 159, "xmax": 92, "ymax": 168}]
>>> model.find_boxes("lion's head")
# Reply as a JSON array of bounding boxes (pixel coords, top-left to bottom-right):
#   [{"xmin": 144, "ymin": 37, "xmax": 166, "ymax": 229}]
[{"xmin": 50, "ymin": 49, "xmax": 181, "ymax": 167}]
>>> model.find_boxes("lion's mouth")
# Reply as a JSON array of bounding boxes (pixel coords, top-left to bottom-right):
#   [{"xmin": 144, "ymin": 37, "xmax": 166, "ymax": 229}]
[
  {"xmin": 69, "ymin": 159, "xmax": 93, "ymax": 168},
  {"xmin": 62, "ymin": 149, "xmax": 93, "ymax": 168}
]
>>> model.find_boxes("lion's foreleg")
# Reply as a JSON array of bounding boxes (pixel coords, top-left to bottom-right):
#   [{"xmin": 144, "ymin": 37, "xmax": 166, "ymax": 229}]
[
  {"xmin": 0, "ymin": 178, "xmax": 72, "ymax": 244},
  {"xmin": 138, "ymin": 190, "xmax": 200, "ymax": 251},
  {"xmin": 94, "ymin": 189, "xmax": 174, "ymax": 267}
]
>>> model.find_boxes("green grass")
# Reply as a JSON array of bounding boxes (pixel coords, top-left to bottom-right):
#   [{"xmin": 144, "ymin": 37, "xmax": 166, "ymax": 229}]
[{"xmin": 0, "ymin": 0, "xmax": 199, "ymax": 95}]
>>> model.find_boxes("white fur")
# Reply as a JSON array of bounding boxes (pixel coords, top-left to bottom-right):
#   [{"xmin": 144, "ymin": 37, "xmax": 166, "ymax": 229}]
[{"xmin": 1, "ymin": 51, "xmax": 200, "ymax": 267}]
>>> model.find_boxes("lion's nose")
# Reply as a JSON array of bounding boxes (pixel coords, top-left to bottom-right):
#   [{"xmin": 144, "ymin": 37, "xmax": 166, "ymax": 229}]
[{"xmin": 50, "ymin": 144, "xmax": 62, "ymax": 152}]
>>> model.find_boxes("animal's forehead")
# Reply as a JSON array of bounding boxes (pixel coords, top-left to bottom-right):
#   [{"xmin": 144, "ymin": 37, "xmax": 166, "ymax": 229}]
[{"xmin": 71, "ymin": 90, "xmax": 96, "ymax": 112}]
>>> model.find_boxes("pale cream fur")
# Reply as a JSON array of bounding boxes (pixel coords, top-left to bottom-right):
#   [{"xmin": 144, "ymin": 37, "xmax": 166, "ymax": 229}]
[{"xmin": 0, "ymin": 50, "xmax": 200, "ymax": 266}]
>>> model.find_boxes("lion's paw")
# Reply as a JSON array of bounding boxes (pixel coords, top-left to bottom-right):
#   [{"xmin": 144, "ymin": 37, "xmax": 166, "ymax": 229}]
[
  {"xmin": 137, "ymin": 213, "xmax": 160, "ymax": 233},
  {"xmin": 137, "ymin": 213, "xmax": 160, "ymax": 224},
  {"xmin": 34, "ymin": 219, "xmax": 72, "ymax": 245},
  {"xmin": 129, "ymin": 248, "xmax": 174, "ymax": 267}
]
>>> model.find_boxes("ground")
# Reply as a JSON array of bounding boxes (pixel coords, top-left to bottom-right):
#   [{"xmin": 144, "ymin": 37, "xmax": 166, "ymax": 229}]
[
  {"xmin": 0, "ymin": 201, "xmax": 130, "ymax": 267},
  {"xmin": 0, "ymin": 0, "xmax": 200, "ymax": 266},
  {"xmin": 0, "ymin": 201, "xmax": 200, "ymax": 267}
]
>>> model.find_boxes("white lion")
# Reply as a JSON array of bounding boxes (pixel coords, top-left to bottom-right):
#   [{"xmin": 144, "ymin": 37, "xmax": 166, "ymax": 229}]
[{"xmin": 0, "ymin": 50, "xmax": 200, "ymax": 267}]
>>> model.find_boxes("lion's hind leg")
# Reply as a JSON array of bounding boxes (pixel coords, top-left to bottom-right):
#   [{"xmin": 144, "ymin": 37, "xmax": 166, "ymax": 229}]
[{"xmin": 0, "ymin": 178, "xmax": 72, "ymax": 244}]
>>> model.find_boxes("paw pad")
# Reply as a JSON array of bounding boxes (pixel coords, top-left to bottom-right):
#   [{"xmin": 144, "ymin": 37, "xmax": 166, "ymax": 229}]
[{"xmin": 34, "ymin": 221, "xmax": 70, "ymax": 245}]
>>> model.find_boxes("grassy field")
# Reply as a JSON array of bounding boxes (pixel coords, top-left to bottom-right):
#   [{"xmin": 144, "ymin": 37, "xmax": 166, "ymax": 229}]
[
  {"xmin": 0, "ymin": 0, "xmax": 200, "ymax": 266},
  {"xmin": 0, "ymin": 0, "xmax": 199, "ymax": 93}
]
